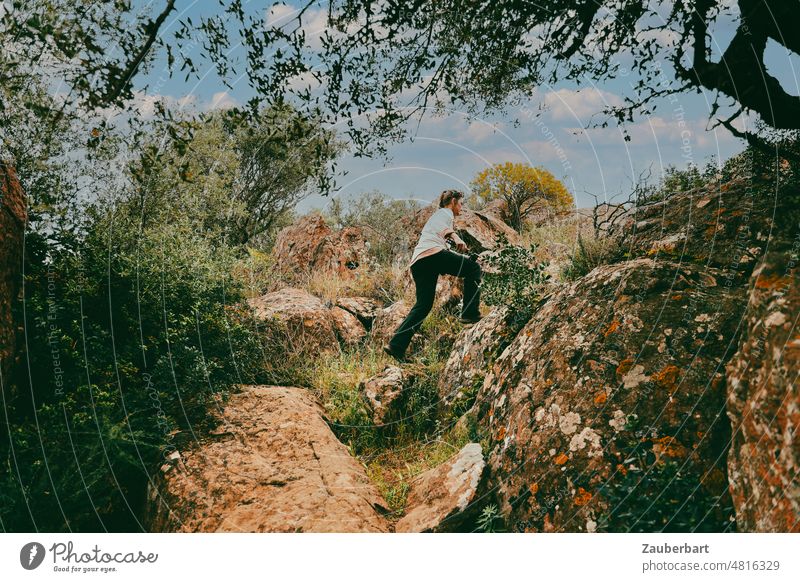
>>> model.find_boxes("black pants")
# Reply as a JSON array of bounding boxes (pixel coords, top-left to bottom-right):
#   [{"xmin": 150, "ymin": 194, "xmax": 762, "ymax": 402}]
[{"xmin": 388, "ymin": 249, "xmax": 481, "ymax": 355}]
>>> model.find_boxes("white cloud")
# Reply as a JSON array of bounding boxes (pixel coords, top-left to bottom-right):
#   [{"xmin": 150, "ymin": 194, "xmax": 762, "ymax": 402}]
[
  {"xmin": 209, "ymin": 91, "xmax": 238, "ymax": 110},
  {"xmin": 541, "ymin": 88, "xmax": 624, "ymax": 123},
  {"xmin": 286, "ymin": 71, "xmax": 322, "ymax": 93},
  {"xmin": 265, "ymin": 3, "xmax": 297, "ymax": 27}
]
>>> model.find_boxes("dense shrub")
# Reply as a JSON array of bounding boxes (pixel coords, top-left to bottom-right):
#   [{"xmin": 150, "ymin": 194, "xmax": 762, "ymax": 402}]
[
  {"xmin": 0, "ymin": 210, "xmax": 280, "ymax": 531},
  {"xmin": 481, "ymin": 233, "xmax": 550, "ymax": 325}
]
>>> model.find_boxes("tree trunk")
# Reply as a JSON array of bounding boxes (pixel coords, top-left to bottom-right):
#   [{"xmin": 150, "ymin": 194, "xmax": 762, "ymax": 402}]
[{"xmin": 0, "ymin": 163, "xmax": 26, "ymax": 399}]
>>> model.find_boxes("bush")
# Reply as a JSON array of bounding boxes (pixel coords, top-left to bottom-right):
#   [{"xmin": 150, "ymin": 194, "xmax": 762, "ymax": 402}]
[
  {"xmin": 481, "ymin": 233, "xmax": 550, "ymax": 323},
  {"xmin": 325, "ymin": 190, "xmax": 421, "ymax": 265},
  {"xmin": 475, "ymin": 504, "xmax": 506, "ymax": 533},
  {"xmin": 561, "ymin": 233, "xmax": 625, "ymax": 281},
  {"xmin": 0, "ymin": 210, "xmax": 276, "ymax": 531}
]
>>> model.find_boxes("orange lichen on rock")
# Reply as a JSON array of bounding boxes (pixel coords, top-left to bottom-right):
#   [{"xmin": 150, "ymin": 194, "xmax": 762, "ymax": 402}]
[
  {"xmin": 594, "ymin": 391, "xmax": 607, "ymax": 405},
  {"xmin": 616, "ymin": 357, "xmax": 635, "ymax": 377},
  {"xmin": 573, "ymin": 487, "xmax": 592, "ymax": 506},
  {"xmin": 604, "ymin": 319, "xmax": 620, "ymax": 337},
  {"xmin": 651, "ymin": 365, "xmax": 680, "ymax": 389},
  {"xmin": 554, "ymin": 453, "xmax": 569, "ymax": 465},
  {"xmin": 529, "ymin": 483, "xmax": 539, "ymax": 495},
  {"xmin": 754, "ymin": 273, "xmax": 792, "ymax": 289},
  {"xmin": 495, "ymin": 426, "xmax": 506, "ymax": 441},
  {"xmin": 652, "ymin": 436, "xmax": 688, "ymax": 460}
]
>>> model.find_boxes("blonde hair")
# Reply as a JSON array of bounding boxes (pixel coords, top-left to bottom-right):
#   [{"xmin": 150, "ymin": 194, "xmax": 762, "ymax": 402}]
[{"xmin": 438, "ymin": 189, "xmax": 464, "ymax": 208}]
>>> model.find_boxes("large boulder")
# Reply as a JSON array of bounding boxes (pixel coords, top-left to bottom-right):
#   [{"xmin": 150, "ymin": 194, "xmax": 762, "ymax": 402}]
[
  {"xmin": 370, "ymin": 300, "xmax": 411, "ymax": 344},
  {"xmin": 336, "ymin": 296, "xmax": 384, "ymax": 330},
  {"xmin": 248, "ymin": 287, "xmax": 338, "ymax": 353},
  {"xmin": 613, "ymin": 176, "xmax": 774, "ymax": 287},
  {"xmin": 473, "ymin": 257, "xmax": 746, "ymax": 532},
  {"xmin": 330, "ymin": 306, "xmax": 367, "ymax": 346},
  {"xmin": 273, "ymin": 213, "xmax": 368, "ymax": 277},
  {"xmin": 437, "ymin": 308, "xmax": 518, "ymax": 418},
  {"xmin": 0, "ymin": 164, "xmax": 25, "ymax": 396},
  {"xmin": 395, "ymin": 443, "xmax": 487, "ymax": 532},
  {"xmin": 145, "ymin": 385, "xmax": 390, "ymax": 532},
  {"xmin": 457, "ymin": 208, "xmax": 521, "ymax": 252},
  {"xmin": 725, "ymin": 246, "xmax": 800, "ymax": 532}
]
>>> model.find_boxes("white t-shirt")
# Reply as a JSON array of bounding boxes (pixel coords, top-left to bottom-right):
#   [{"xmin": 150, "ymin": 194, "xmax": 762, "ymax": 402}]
[{"xmin": 409, "ymin": 207, "xmax": 455, "ymax": 268}]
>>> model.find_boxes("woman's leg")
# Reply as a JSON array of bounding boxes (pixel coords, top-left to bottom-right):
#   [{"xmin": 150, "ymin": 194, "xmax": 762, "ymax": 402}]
[
  {"xmin": 434, "ymin": 250, "xmax": 482, "ymax": 318},
  {"xmin": 388, "ymin": 258, "xmax": 438, "ymax": 356}
]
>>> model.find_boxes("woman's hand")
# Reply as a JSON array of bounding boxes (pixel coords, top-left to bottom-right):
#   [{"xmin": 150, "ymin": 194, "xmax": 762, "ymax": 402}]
[{"xmin": 452, "ymin": 235, "xmax": 468, "ymax": 253}]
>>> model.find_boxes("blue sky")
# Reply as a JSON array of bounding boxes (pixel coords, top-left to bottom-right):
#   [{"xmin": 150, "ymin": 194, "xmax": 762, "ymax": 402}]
[{"xmin": 131, "ymin": 1, "xmax": 800, "ymax": 212}]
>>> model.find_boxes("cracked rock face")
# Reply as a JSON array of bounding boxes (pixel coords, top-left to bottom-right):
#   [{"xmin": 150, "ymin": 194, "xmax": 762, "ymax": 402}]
[
  {"xmin": 726, "ymin": 246, "xmax": 800, "ymax": 532},
  {"xmin": 360, "ymin": 366, "xmax": 408, "ymax": 426},
  {"xmin": 370, "ymin": 300, "xmax": 411, "ymax": 344},
  {"xmin": 473, "ymin": 257, "xmax": 746, "ymax": 532},
  {"xmin": 437, "ymin": 307, "xmax": 517, "ymax": 418},
  {"xmin": 248, "ymin": 287, "xmax": 338, "ymax": 354},
  {"xmin": 395, "ymin": 443, "xmax": 487, "ymax": 532},
  {"xmin": 330, "ymin": 306, "xmax": 367, "ymax": 345},
  {"xmin": 273, "ymin": 213, "xmax": 368, "ymax": 277},
  {"xmin": 145, "ymin": 385, "xmax": 390, "ymax": 532},
  {"xmin": 336, "ymin": 296, "xmax": 383, "ymax": 330}
]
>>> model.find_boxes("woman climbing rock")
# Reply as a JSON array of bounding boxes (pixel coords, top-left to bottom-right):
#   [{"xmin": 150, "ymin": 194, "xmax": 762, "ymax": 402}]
[{"xmin": 383, "ymin": 189, "xmax": 482, "ymax": 363}]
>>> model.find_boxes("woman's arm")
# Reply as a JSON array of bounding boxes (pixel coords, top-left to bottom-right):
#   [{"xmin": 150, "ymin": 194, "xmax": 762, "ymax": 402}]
[{"xmin": 444, "ymin": 230, "xmax": 467, "ymax": 252}]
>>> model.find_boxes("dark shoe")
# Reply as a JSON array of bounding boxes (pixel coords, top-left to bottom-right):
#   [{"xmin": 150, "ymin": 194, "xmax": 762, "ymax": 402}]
[
  {"xmin": 459, "ymin": 314, "xmax": 482, "ymax": 325},
  {"xmin": 382, "ymin": 344, "xmax": 407, "ymax": 363}
]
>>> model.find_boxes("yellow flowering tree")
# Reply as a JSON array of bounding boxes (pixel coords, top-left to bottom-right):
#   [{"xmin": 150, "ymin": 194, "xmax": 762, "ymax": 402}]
[{"xmin": 470, "ymin": 162, "xmax": 574, "ymax": 231}]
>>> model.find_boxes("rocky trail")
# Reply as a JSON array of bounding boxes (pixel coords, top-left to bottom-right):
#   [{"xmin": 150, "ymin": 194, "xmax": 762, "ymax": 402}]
[{"xmin": 143, "ymin": 176, "xmax": 799, "ymax": 533}]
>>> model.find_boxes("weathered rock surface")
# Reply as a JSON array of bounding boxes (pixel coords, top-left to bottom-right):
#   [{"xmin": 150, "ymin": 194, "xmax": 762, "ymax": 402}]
[
  {"xmin": 725, "ymin": 247, "xmax": 800, "ymax": 532},
  {"xmin": 0, "ymin": 164, "xmax": 25, "ymax": 395},
  {"xmin": 480, "ymin": 199, "xmax": 508, "ymax": 222},
  {"xmin": 248, "ymin": 287, "xmax": 338, "ymax": 353},
  {"xmin": 273, "ymin": 213, "xmax": 368, "ymax": 277},
  {"xmin": 330, "ymin": 306, "xmax": 367, "ymax": 345},
  {"xmin": 473, "ymin": 257, "xmax": 746, "ymax": 532},
  {"xmin": 336, "ymin": 296, "xmax": 383, "ymax": 329},
  {"xmin": 434, "ymin": 275, "xmax": 463, "ymax": 313},
  {"xmin": 370, "ymin": 300, "xmax": 411, "ymax": 343},
  {"xmin": 457, "ymin": 208, "xmax": 521, "ymax": 251},
  {"xmin": 396, "ymin": 443, "xmax": 487, "ymax": 532},
  {"xmin": 438, "ymin": 308, "xmax": 517, "ymax": 418},
  {"xmin": 613, "ymin": 178, "xmax": 774, "ymax": 287},
  {"xmin": 145, "ymin": 385, "xmax": 390, "ymax": 532},
  {"xmin": 360, "ymin": 366, "xmax": 408, "ymax": 426}
]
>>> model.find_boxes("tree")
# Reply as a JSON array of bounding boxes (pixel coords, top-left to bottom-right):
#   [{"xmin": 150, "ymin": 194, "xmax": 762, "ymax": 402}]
[
  {"xmin": 261, "ymin": 0, "xmax": 799, "ymax": 154},
  {"xmin": 1, "ymin": 0, "xmax": 180, "ymax": 116},
  {"xmin": 231, "ymin": 106, "xmax": 343, "ymax": 245},
  {"xmin": 1, "ymin": 1, "xmax": 343, "ymax": 198},
  {"xmin": 470, "ymin": 163, "xmax": 574, "ymax": 231},
  {"xmin": 128, "ymin": 106, "xmax": 341, "ymax": 246},
  {"xmin": 325, "ymin": 190, "xmax": 422, "ymax": 262}
]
